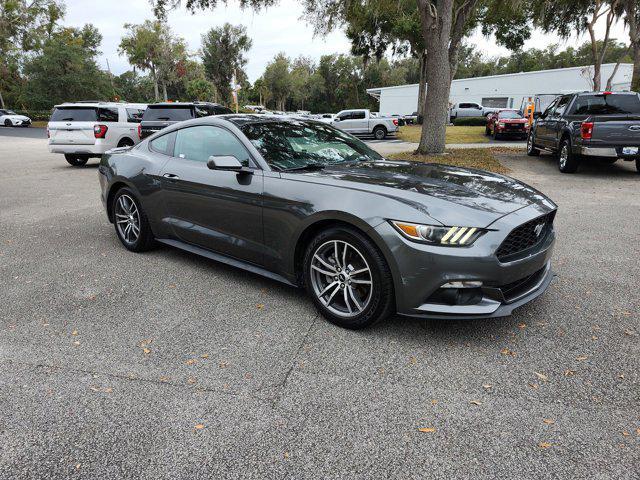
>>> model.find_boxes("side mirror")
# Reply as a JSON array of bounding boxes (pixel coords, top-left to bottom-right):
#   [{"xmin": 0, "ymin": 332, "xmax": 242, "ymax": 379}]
[{"xmin": 207, "ymin": 155, "xmax": 244, "ymax": 171}]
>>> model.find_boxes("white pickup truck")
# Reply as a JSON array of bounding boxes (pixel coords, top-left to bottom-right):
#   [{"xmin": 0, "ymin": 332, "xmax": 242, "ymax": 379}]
[
  {"xmin": 331, "ymin": 109, "xmax": 399, "ymax": 140},
  {"xmin": 449, "ymin": 102, "xmax": 500, "ymax": 122}
]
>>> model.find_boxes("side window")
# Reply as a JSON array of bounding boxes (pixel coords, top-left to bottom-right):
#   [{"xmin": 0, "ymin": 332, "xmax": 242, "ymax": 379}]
[
  {"xmin": 542, "ymin": 98, "xmax": 559, "ymax": 118},
  {"xmin": 459, "ymin": 103, "xmax": 471, "ymax": 109},
  {"xmin": 338, "ymin": 112, "xmax": 351, "ymax": 121},
  {"xmin": 98, "ymin": 108, "xmax": 119, "ymax": 122},
  {"xmin": 173, "ymin": 126, "xmax": 252, "ymax": 166},
  {"xmin": 149, "ymin": 131, "xmax": 175, "ymax": 155},
  {"xmin": 194, "ymin": 106, "xmax": 209, "ymax": 118},
  {"xmin": 553, "ymin": 96, "xmax": 571, "ymax": 117},
  {"xmin": 126, "ymin": 108, "xmax": 144, "ymax": 123},
  {"xmin": 351, "ymin": 111, "xmax": 366, "ymax": 119},
  {"xmin": 472, "ymin": 103, "xmax": 482, "ymax": 109},
  {"xmin": 213, "ymin": 106, "xmax": 232, "ymax": 115}
]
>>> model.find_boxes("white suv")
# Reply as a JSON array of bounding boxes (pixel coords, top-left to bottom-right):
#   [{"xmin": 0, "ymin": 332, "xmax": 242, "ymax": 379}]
[{"xmin": 48, "ymin": 102, "xmax": 147, "ymax": 166}]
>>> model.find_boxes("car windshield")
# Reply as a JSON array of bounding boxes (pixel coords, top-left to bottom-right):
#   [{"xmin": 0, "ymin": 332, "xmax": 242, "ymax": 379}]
[
  {"xmin": 239, "ymin": 120, "xmax": 384, "ymax": 171},
  {"xmin": 4, "ymin": 110, "xmax": 17, "ymax": 115},
  {"xmin": 143, "ymin": 106, "xmax": 193, "ymax": 121},
  {"xmin": 50, "ymin": 107, "xmax": 98, "ymax": 122},
  {"xmin": 499, "ymin": 111, "xmax": 523, "ymax": 119},
  {"xmin": 571, "ymin": 94, "xmax": 640, "ymax": 115}
]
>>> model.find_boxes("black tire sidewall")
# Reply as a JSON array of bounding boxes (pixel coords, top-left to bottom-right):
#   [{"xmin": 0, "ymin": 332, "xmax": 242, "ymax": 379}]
[
  {"xmin": 373, "ymin": 127, "xmax": 386, "ymax": 140},
  {"xmin": 303, "ymin": 227, "xmax": 393, "ymax": 329},
  {"xmin": 111, "ymin": 187, "xmax": 154, "ymax": 252},
  {"xmin": 64, "ymin": 154, "xmax": 88, "ymax": 166},
  {"xmin": 527, "ymin": 133, "xmax": 540, "ymax": 156},
  {"xmin": 558, "ymin": 139, "xmax": 578, "ymax": 173}
]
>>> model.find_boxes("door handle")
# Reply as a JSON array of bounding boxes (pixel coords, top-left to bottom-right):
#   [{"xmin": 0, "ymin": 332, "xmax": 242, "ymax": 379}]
[{"xmin": 163, "ymin": 173, "xmax": 180, "ymax": 179}]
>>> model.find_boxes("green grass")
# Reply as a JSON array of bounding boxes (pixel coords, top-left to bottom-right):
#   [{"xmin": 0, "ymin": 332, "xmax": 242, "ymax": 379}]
[
  {"xmin": 31, "ymin": 121, "xmax": 48, "ymax": 128},
  {"xmin": 398, "ymin": 125, "xmax": 489, "ymax": 144},
  {"xmin": 387, "ymin": 148, "xmax": 510, "ymax": 174}
]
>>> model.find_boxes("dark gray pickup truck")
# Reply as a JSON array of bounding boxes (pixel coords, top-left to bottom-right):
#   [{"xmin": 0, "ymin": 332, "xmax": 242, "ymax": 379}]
[{"xmin": 527, "ymin": 91, "xmax": 640, "ymax": 173}]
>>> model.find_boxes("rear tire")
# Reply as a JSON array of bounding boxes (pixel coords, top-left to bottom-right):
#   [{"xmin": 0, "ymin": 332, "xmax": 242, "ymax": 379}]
[
  {"xmin": 558, "ymin": 138, "xmax": 579, "ymax": 173},
  {"xmin": 485, "ymin": 126, "xmax": 491, "ymax": 136},
  {"xmin": 64, "ymin": 154, "xmax": 89, "ymax": 167},
  {"xmin": 373, "ymin": 126, "xmax": 387, "ymax": 140},
  {"xmin": 526, "ymin": 133, "xmax": 540, "ymax": 156},
  {"xmin": 493, "ymin": 129, "xmax": 500, "ymax": 141},
  {"xmin": 303, "ymin": 226, "xmax": 394, "ymax": 329},
  {"xmin": 117, "ymin": 138, "xmax": 134, "ymax": 148},
  {"xmin": 636, "ymin": 158, "xmax": 640, "ymax": 173},
  {"xmin": 111, "ymin": 187, "xmax": 155, "ymax": 252}
]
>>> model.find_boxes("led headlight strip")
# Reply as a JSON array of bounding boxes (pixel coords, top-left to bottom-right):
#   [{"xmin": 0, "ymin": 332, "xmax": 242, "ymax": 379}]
[{"xmin": 391, "ymin": 221, "xmax": 484, "ymax": 246}]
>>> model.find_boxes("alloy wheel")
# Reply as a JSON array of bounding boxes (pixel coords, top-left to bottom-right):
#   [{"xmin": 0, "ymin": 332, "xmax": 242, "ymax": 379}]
[
  {"xmin": 309, "ymin": 240, "xmax": 373, "ymax": 318},
  {"xmin": 560, "ymin": 145, "xmax": 568, "ymax": 168},
  {"xmin": 115, "ymin": 194, "xmax": 140, "ymax": 245}
]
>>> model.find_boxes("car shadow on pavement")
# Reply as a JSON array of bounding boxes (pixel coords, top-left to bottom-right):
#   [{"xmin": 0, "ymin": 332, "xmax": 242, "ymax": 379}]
[{"xmin": 537, "ymin": 152, "xmax": 638, "ymax": 177}]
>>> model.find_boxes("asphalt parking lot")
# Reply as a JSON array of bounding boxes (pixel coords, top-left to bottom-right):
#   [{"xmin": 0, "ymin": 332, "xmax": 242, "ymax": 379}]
[{"xmin": 0, "ymin": 131, "xmax": 638, "ymax": 479}]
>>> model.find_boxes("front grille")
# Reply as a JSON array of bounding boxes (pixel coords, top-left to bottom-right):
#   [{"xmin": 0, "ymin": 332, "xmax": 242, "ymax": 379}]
[
  {"xmin": 498, "ymin": 266, "xmax": 547, "ymax": 302},
  {"xmin": 496, "ymin": 211, "xmax": 556, "ymax": 262}
]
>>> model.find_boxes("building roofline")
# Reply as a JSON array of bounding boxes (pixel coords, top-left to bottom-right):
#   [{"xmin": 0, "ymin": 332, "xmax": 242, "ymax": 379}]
[{"xmin": 366, "ymin": 63, "xmax": 633, "ymax": 94}]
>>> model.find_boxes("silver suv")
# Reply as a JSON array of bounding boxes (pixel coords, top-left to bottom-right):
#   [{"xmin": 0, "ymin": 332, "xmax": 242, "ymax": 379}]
[{"xmin": 48, "ymin": 102, "xmax": 147, "ymax": 166}]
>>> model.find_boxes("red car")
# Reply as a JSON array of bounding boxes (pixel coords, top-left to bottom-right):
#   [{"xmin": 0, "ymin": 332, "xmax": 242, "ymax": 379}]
[{"xmin": 486, "ymin": 110, "xmax": 529, "ymax": 140}]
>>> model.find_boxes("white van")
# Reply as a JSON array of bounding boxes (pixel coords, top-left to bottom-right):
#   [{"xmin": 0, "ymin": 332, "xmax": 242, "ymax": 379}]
[{"xmin": 47, "ymin": 102, "xmax": 147, "ymax": 166}]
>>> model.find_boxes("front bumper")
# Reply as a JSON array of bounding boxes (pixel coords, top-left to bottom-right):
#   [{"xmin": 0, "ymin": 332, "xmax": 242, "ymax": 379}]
[{"xmin": 376, "ymin": 204, "xmax": 556, "ymax": 320}]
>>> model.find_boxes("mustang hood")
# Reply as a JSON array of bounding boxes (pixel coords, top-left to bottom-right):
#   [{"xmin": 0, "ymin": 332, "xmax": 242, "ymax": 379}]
[{"xmin": 296, "ymin": 160, "xmax": 556, "ymax": 227}]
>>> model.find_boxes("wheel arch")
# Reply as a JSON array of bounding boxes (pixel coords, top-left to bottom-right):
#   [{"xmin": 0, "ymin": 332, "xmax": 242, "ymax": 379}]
[
  {"xmin": 291, "ymin": 213, "xmax": 399, "ymax": 292},
  {"xmin": 105, "ymin": 179, "xmax": 139, "ymax": 223}
]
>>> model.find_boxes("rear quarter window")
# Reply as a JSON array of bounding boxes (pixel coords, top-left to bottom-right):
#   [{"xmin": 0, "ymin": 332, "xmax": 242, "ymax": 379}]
[
  {"xmin": 98, "ymin": 108, "xmax": 119, "ymax": 122},
  {"xmin": 149, "ymin": 131, "xmax": 175, "ymax": 155}
]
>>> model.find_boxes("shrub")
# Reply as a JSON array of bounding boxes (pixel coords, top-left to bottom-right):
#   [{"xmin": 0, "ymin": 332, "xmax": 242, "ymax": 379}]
[
  {"xmin": 452, "ymin": 116, "xmax": 487, "ymax": 126},
  {"xmin": 13, "ymin": 109, "xmax": 52, "ymax": 121}
]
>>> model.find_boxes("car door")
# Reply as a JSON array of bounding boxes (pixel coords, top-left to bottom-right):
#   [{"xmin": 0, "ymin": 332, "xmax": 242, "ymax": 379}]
[
  {"xmin": 159, "ymin": 125, "xmax": 265, "ymax": 265},
  {"xmin": 544, "ymin": 95, "xmax": 572, "ymax": 148},
  {"xmin": 534, "ymin": 97, "xmax": 559, "ymax": 147},
  {"xmin": 349, "ymin": 110, "xmax": 368, "ymax": 133},
  {"xmin": 335, "ymin": 111, "xmax": 355, "ymax": 132}
]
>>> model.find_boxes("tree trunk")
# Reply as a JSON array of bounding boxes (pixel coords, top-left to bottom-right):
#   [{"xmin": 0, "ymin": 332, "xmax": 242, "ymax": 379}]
[
  {"xmin": 417, "ymin": 0, "xmax": 454, "ymax": 154},
  {"xmin": 151, "ymin": 66, "xmax": 159, "ymax": 101},
  {"xmin": 417, "ymin": 51, "xmax": 427, "ymax": 120},
  {"xmin": 0, "ymin": 89, "xmax": 5, "ymax": 110},
  {"xmin": 588, "ymin": 24, "xmax": 601, "ymax": 91},
  {"xmin": 162, "ymin": 81, "xmax": 168, "ymax": 102},
  {"xmin": 633, "ymin": 43, "xmax": 640, "ymax": 92}
]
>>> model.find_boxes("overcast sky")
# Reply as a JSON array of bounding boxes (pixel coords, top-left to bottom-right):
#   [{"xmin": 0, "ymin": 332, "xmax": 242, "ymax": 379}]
[{"xmin": 62, "ymin": 0, "xmax": 630, "ymax": 83}]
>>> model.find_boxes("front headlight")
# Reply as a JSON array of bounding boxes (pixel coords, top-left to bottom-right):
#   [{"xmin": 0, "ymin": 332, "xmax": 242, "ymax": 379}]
[{"xmin": 390, "ymin": 221, "xmax": 485, "ymax": 246}]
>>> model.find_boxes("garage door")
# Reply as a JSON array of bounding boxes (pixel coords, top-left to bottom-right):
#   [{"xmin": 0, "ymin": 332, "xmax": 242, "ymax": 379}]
[{"xmin": 482, "ymin": 97, "xmax": 509, "ymax": 108}]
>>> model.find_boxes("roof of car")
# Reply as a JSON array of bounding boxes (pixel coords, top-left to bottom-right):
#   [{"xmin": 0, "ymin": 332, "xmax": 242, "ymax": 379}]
[
  {"xmin": 147, "ymin": 101, "xmax": 226, "ymax": 107},
  {"xmin": 222, "ymin": 114, "xmax": 324, "ymax": 127},
  {"xmin": 54, "ymin": 102, "xmax": 146, "ymax": 108}
]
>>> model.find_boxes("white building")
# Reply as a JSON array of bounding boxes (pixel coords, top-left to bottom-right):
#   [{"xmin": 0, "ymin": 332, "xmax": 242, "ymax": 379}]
[{"xmin": 366, "ymin": 63, "xmax": 634, "ymax": 115}]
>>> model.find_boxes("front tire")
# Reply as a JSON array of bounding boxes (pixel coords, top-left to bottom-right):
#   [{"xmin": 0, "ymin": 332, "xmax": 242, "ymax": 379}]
[
  {"xmin": 373, "ymin": 126, "xmax": 387, "ymax": 140},
  {"xmin": 303, "ymin": 226, "xmax": 394, "ymax": 329},
  {"xmin": 4, "ymin": 119, "xmax": 13, "ymax": 127},
  {"xmin": 111, "ymin": 188, "xmax": 155, "ymax": 252},
  {"xmin": 526, "ymin": 132, "xmax": 540, "ymax": 156},
  {"xmin": 64, "ymin": 154, "xmax": 89, "ymax": 166},
  {"xmin": 558, "ymin": 138, "xmax": 579, "ymax": 173}
]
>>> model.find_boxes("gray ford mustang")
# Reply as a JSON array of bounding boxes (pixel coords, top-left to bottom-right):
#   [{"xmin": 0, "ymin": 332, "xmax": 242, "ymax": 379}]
[{"xmin": 98, "ymin": 115, "xmax": 557, "ymax": 329}]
